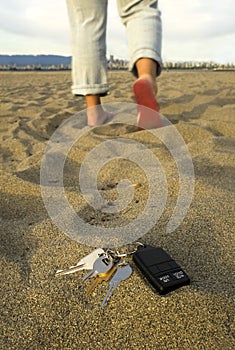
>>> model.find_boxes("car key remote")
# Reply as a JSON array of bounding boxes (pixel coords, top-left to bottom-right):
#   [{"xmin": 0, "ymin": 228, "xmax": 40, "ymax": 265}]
[{"xmin": 133, "ymin": 244, "xmax": 190, "ymax": 294}]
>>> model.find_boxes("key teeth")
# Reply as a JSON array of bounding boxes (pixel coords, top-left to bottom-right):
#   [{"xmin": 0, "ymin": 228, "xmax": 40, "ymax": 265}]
[
  {"xmin": 82, "ymin": 270, "xmax": 94, "ymax": 282},
  {"xmin": 55, "ymin": 269, "xmax": 70, "ymax": 276},
  {"xmin": 55, "ymin": 263, "xmax": 85, "ymax": 276},
  {"xmin": 101, "ymin": 283, "xmax": 115, "ymax": 308},
  {"xmin": 55, "ymin": 270, "xmax": 63, "ymax": 275},
  {"xmin": 101, "ymin": 292, "xmax": 110, "ymax": 308},
  {"xmin": 54, "ymin": 248, "xmax": 106, "ymax": 278},
  {"xmin": 86, "ymin": 278, "xmax": 99, "ymax": 297}
]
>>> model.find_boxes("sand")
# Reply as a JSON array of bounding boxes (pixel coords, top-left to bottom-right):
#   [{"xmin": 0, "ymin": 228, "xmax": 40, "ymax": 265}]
[{"xmin": 0, "ymin": 70, "xmax": 235, "ymax": 349}]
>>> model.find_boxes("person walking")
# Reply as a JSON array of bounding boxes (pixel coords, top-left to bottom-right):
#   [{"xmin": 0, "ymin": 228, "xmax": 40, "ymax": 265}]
[{"xmin": 66, "ymin": 0, "xmax": 162, "ymax": 129}]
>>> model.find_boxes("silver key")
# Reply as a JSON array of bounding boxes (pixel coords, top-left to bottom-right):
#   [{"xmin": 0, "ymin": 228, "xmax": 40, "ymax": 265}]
[
  {"xmin": 82, "ymin": 254, "xmax": 113, "ymax": 282},
  {"xmin": 101, "ymin": 262, "xmax": 132, "ymax": 308},
  {"xmin": 55, "ymin": 248, "xmax": 105, "ymax": 276}
]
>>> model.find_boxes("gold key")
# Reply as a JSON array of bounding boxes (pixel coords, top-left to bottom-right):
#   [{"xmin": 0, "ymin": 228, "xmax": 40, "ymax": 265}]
[{"xmin": 86, "ymin": 265, "xmax": 117, "ymax": 296}]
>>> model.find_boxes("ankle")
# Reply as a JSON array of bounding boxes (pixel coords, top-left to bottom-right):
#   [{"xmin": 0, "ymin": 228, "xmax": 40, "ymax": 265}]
[{"xmin": 85, "ymin": 95, "xmax": 101, "ymax": 109}]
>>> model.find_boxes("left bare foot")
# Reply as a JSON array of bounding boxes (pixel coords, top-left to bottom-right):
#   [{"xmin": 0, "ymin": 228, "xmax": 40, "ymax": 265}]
[{"xmin": 87, "ymin": 105, "xmax": 113, "ymax": 126}]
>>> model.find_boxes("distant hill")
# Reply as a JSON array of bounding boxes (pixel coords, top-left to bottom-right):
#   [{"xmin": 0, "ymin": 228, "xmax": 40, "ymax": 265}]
[{"xmin": 0, "ymin": 55, "xmax": 71, "ymax": 66}]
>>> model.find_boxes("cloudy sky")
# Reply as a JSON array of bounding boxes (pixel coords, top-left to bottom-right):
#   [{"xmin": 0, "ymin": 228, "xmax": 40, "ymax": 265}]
[{"xmin": 0, "ymin": 0, "xmax": 234, "ymax": 63}]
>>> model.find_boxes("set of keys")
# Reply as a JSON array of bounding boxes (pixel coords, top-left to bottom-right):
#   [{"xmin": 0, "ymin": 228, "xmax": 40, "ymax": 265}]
[
  {"xmin": 56, "ymin": 244, "xmax": 191, "ymax": 307},
  {"xmin": 55, "ymin": 248, "xmax": 132, "ymax": 308}
]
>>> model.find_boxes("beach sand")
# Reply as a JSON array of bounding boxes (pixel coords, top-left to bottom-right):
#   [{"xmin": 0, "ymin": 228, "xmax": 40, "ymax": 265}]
[{"xmin": 1, "ymin": 70, "xmax": 235, "ymax": 349}]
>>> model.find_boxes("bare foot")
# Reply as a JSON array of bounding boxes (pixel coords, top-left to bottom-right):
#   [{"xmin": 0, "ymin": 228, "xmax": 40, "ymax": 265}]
[
  {"xmin": 87, "ymin": 105, "xmax": 113, "ymax": 126},
  {"xmin": 133, "ymin": 77, "xmax": 161, "ymax": 129}
]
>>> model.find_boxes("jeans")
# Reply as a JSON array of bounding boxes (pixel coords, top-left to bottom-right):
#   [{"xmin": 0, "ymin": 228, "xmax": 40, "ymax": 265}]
[{"xmin": 66, "ymin": 0, "xmax": 162, "ymax": 96}]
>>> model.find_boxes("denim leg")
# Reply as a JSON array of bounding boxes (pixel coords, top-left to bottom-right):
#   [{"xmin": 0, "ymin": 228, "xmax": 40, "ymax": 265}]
[
  {"xmin": 66, "ymin": 0, "xmax": 109, "ymax": 95},
  {"xmin": 117, "ymin": 0, "xmax": 162, "ymax": 77}
]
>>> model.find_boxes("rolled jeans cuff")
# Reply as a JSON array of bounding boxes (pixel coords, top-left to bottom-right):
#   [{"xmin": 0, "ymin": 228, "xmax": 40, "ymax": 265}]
[
  {"xmin": 72, "ymin": 84, "xmax": 109, "ymax": 96},
  {"xmin": 129, "ymin": 49, "xmax": 162, "ymax": 77}
]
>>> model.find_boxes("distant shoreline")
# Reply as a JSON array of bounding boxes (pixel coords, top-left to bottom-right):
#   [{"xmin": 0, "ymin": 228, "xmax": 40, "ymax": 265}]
[
  {"xmin": 1, "ymin": 68, "xmax": 235, "ymax": 73},
  {"xmin": 1, "ymin": 54, "xmax": 234, "ymax": 72}
]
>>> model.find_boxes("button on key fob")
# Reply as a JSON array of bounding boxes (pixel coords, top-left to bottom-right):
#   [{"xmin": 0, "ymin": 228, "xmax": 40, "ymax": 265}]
[{"xmin": 133, "ymin": 244, "xmax": 190, "ymax": 294}]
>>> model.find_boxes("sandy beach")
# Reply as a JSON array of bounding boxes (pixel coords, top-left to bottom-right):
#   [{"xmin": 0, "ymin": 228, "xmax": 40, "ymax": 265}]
[{"xmin": 1, "ymin": 70, "xmax": 235, "ymax": 349}]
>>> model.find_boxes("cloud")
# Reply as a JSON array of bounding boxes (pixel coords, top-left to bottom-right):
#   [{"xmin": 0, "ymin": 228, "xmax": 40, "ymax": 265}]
[
  {"xmin": 160, "ymin": 0, "xmax": 235, "ymax": 61},
  {"xmin": 0, "ymin": 0, "xmax": 234, "ymax": 62},
  {"xmin": 161, "ymin": 0, "xmax": 235, "ymax": 40},
  {"xmin": 0, "ymin": 0, "xmax": 69, "ymax": 40}
]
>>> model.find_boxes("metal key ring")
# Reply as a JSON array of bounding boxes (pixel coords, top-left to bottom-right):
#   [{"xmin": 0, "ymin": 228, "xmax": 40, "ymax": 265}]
[{"xmin": 105, "ymin": 242, "xmax": 145, "ymax": 259}]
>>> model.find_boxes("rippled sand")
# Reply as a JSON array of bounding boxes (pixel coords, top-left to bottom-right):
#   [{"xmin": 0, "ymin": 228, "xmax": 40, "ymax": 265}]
[{"xmin": 1, "ymin": 71, "xmax": 235, "ymax": 349}]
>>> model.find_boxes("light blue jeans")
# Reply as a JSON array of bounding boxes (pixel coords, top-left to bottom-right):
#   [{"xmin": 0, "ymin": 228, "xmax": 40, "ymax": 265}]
[{"xmin": 66, "ymin": 0, "xmax": 162, "ymax": 96}]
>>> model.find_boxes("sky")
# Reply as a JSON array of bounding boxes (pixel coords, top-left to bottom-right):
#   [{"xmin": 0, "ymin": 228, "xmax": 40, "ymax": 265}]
[{"xmin": 0, "ymin": 0, "xmax": 235, "ymax": 63}]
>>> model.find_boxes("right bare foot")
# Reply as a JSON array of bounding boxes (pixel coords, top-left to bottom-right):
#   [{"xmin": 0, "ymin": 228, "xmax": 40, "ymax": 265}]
[{"xmin": 133, "ymin": 77, "xmax": 161, "ymax": 129}]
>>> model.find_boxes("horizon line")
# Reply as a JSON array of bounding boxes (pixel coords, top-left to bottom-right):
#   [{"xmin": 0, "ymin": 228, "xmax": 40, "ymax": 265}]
[{"xmin": 1, "ymin": 54, "xmax": 234, "ymax": 64}]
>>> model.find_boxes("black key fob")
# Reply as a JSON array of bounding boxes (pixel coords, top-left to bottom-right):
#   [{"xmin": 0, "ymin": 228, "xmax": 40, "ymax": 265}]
[{"xmin": 133, "ymin": 244, "xmax": 190, "ymax": 294}]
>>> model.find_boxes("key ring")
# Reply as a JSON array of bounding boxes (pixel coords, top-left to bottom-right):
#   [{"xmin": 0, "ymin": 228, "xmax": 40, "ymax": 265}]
[{"xmin": 106, "ymin": 242, "xmax": 145, "ymax": 259}]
